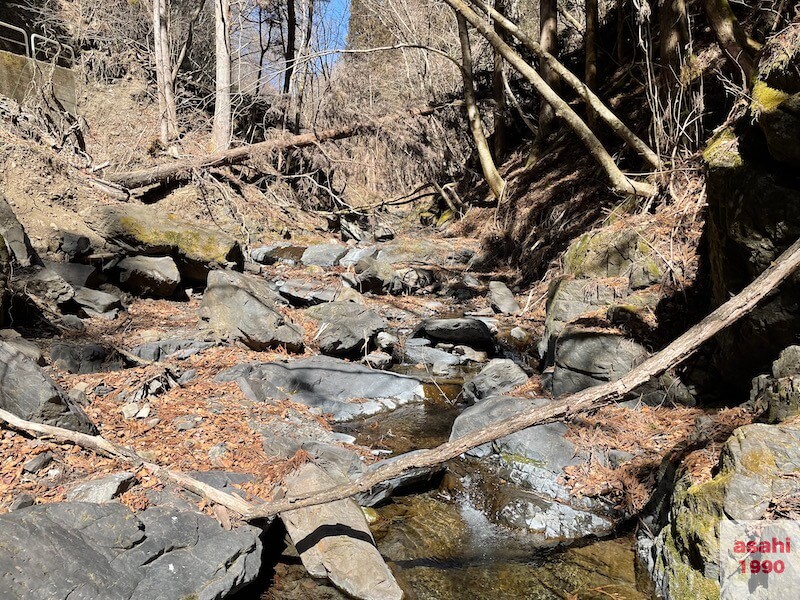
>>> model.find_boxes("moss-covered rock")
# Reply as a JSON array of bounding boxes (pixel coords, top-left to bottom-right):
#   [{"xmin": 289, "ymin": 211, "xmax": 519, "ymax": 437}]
[
  {"xmin": 641, "ymin": 423, "xmax": 800, "ymax": 599},
  {"xmin": 84, "ymin": 204, "xmax": 243, "ymax": 282}
]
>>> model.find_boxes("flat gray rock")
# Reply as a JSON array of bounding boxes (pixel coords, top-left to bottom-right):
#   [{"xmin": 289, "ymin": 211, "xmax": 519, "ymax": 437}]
[
  {"xmin": 51, "ymin": 342, "xmax": 127, "ymax": 374},
  {"xmin": 416, "ymin": 318, "xmax": 494, "ymax": 349},
  {"xmin": 131, "ymin": 338, "xmax": 216, "ymax": 362},
  {"xmin": 66, "ymin": 472, "xmax": 134, "ymax": 503},
  {"xmin": 74, "ymin": 286, "xmax": 123, "ymax": 318},
  {"xmin": 488, "ymin": 281, "xmax": 521, "ymax": 314},
  {"xmin": 301, "ymin": 243, "xmax": 348, "ymax": 267},
  {"xmin": 280, "ymin": 463, "xmax": 403, "ymax": 600},
  {"xmin": 0, "ymin": 341, "xmax": 95, "ymax": 434},
  {"xmin": 217, "ymin": 356, "xmax": 424, "ymax": 421},
  {"xmin": 0, "ymin": 502, "xmax": 261, "ymax": 600}
]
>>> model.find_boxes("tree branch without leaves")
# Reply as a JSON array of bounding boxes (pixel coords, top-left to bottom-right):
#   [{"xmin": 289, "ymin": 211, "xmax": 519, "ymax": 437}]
[{"xmin": 243, "ymin": 236, "xmax": 800, "ymax": 519}]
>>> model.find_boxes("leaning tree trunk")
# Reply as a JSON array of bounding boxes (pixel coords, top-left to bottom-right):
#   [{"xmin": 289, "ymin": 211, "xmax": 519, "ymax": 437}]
[
  {"xmin": 703, "ymin": 0, "xmax": 755, "ymax": 82},
  {"xmin": 291, "ymin": 0, "xmax": 314, "ymax": 133},
  {"xmin": 448, "ymin": 0, "xmax": 654, "ymax": 196},
  {"xmin": 492, "ymin": 0, "xmax": 508, "ymax": 158},
  {"xmin": 457, "ymin": 13, "xmax": 506, "ymax": 200},
  {"xmin": 469, "ymin": 0, "xmax": 660, "ymax": 168},
  {"xmin": 211, "ymin": 0, "xmax": 232, "ymax": 151},
  {"xmin": 283, "ymin": 0, "xmax": 297, "ymax": 129}
]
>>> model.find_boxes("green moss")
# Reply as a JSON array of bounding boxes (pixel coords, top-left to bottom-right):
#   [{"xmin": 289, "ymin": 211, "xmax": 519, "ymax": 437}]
[
  {"xmin": 118, "ymin": 215, "xmax": 232, "ymax": 263},
  {"xmin": 702, "ymin": 128, "xmax": 743, "ymax": 169},
  {"xmin": 500, "ymin": 452, "xmax": 547, "ymax": 468},
  {"xmin": 660, "ymin": 532, "xmax": 721, "ymax": 600},
  {"xmin": 739, "ymin": 448, "xmax": 777, "ymax": 475},
  {"xmin": 563, "ymin": 233, "xmax": 591, "ymax": 275},
  {"xmin": 752, "ymin": 80, "xmax": 790, "ymax": 115}
]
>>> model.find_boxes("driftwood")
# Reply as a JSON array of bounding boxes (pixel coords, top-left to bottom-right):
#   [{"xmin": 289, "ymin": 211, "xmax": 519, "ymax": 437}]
[
  {"xmin": 107, "ymin": 103, "xmax": 456, "ymax": 190},
  {"xmin": 243, "ymin": 236, "xmax": 800, "ymax": 520},
  {"xmin": 0, "ymin": 407, "xmax": 256, "ymax": 516}
]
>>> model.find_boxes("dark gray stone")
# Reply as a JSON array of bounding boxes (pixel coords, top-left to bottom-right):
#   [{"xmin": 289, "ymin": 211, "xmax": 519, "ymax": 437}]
[
  {"xmin": 217, "ymin": 356, "xmax": 424, "ymax": 421},
  {"xmin": 66, "ymin": 472, "xmax": 135, "ymax": 503},
  {"xmin": 23, "ymin": 452, "xmax": 53, "ymax": 473},
  {"xmin": 0, "ymin": 502, "xmax": 262, "ymax": 600},
  {"xmin": 15, "ymin": 266, "xmax": 74, "ymax": 305},
  {"xmin": 416, "ymin": 318, "xmax": 494, "ymax": 349},
  {"xmin": 74, "ymin": 287, "xmax": 123, "ymax": 319},
  {"xmin": 200, "ymin": 270, "xmax": 303, "ymax": 351},
  {"xmin": 0, "ymin": 341, "xmax": 95, "ymax": 434},
  {"xmin": 41, "ymin": 259, "xmax": 99, "ymax": 289},
  {"xmin": 117, "ymin": 255, "xmax": 180, "ymax": 297},
  {"xmin": 462, "ymin": 358, "xmax": 528, "ymax": 403},
  {"xmin": 250, "ymin": 242, "xmax": 295, "ymax": 264},
  {"xmin": 346, "ymin": 257, "xmax": 397, "ymax": 294},
  {"xmin": 278, "ymin": 278, "xmax": 337, "ymax": 306},
  {"xmin": 552, "ymin": 328, "xmax": 648, "ymax": 397},
  {"xmin": 306, "ymin": 301, "xmax": 387, "ymax": 356},
  {"xmin": 301, "ymin": 243, "xmax": 348, "ymax": 267},
  {"xmin": 0, "ymin": 194, "xmax": 37, "ymax": 266},
  {"xmin": 51, "ymin": 342, "xmax": 126, "ymax": 374},
  {"xmin": 130, "ymin": 338, "xmax": 216, "ymax": 362}
]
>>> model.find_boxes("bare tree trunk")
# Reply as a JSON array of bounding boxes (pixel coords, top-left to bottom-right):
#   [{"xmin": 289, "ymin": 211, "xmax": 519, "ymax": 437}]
[
  {"xmin": 211, "ymin": 0, "xmax": 232, "ymax": 151},
  {"xmin": 585, "ymin": 0, "xmax": 599, "ymax": 128},
  {"xmin": 244, "ymin": 235, "xmax": 800, "ymax": 519},
  {"xmin": 492, "ymin": 0, "xmax": 508, "ymax": 158},
  {"xmin": 537, "ymin": 0, "xmax": 559, "ymax": 141},
  {"xmin": 171, "ymin": 0, "xmax": 207, "ymax": 84},
  {"xmin": 109, "ymin": 103, "xmax": 456, "ymax": 189},
  {"xmin": 659, "ymin": 0, "xmax": 689, "ymax": 84},
  {"xmin": 457, "ymin": 13, "xmax": 506, "ymax": 199},
  {"xmin": 292, "ymin": 0, "xmax": 314, "ymax": 133},
  {"xmin": 153, "ymin": 0, "xmax": 178, "ymax": 144},
  {"xmin": 469, "ymin": 0, "xmax": 659, "ymax": 168},
  {"xmin": 282, "ymin": 0, "xmax": 297, "ymax": 129},
  {"xmin": 703, "ymin": 0, "xmax": 755, "ymax": 82}
]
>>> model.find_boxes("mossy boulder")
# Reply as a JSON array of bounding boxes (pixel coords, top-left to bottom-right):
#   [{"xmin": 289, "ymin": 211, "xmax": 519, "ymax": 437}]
[
  {"xmin": 751, "ymin": 24, "xmax": 800, "ymax": 166},
  {"xmin": 641, "ymin": 423, "xmax": 800, "ymax": 599},
  {"xmin": 84, "ymin": 205, "xmax": 243, "ymax": 283}
]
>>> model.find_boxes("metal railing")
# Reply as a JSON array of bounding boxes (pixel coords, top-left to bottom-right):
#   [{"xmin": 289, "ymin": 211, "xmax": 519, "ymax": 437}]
[{"xmin": 0, "ymin": 20, "xmax": 75, "ymax": 68}]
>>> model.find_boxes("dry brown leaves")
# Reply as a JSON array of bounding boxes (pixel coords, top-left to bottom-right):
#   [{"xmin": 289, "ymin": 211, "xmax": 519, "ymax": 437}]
[{"xmin": 562, "ymin": 404, "xmax": 754, "ymax": 513}]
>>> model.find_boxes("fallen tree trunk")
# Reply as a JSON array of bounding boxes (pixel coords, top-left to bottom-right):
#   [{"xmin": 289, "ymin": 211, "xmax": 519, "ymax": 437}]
[
  {"xmin": 0, "ymin": 407, "xmax": 256, "ymax": 516},
  {"xmin": 244, "ymin": 236, "xmax": 800, "ymax": 519},
  {"xmin": 107, "ymin": 103, "xmax": 456, "ymax": 189},
  {"xmin": 442, "ymin": 0, "xmax": 654, "ymax": 197}
]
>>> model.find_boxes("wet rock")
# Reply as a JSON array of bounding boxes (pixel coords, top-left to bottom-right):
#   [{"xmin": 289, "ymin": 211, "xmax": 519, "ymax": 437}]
[
  {"xmin": 641, "ymin": 423, "xmax": 800, "ymax": 600},
  {"xmin": 401, "ymin": 343, "xmax": 462, "ymax": 367},
  {"xmin": 280, "ymin": 463, "xmax": 404, "ymax": 600},
  {"xmin": 201, "ymin": 270, "xmax": 303, "ymax": 351},
  {"xmin": 462, "ymin": 359, "xmax": 528, "ymax": 403},
  {"xmin": 551, "ymin": 327, "xmax": 647, "ymax": 397},
  {"xmin": 130, "ymin": 338, "xmax": 216, "ymax": 362},
  {"xmin": 451, "ymin": 396, "xmax": 617, "ymax": 540},
  {"xmin": 306, "ymin": 301, "xmax": 387, "ymax": 357},
  {"xmin": 217, "ymin": 356, "xmax": 424, "ymax": 421},
  {"xmin": 66, "ymin": 472, "xmax": 135, "ymax": 503},
  {"xmin": 117, "ymin": 255, "xmax": 180, "ymax": 297},
  {"xmin": 416, "ymin": 318, "xmax": 494, "ymax": 349},
  {"xmin": 301, "ymin": 243, "xmax": 348, "ymax": 267},
  {"xmin": 83, "ymin": 204, "xmax": 244, "ymax": 282},
  {"xmin": 0, "ymin": 502, "xmax": 261, "ymax": 599},
  {"xmin": 74, "ymin": 286, "xmax": 123, "ymax": 319},
  {"xmin": 51, "ymin": 342, "xmax": 127, "ymax": 374},
  {"xmin": 0, "ymin": 341, "xmax": 95, "ymax": 434},
  {"xmin": 355, "ymin": 450, "xmax": 443, "ymax": 507},
  {"xmin": 488, "ymin": 281, "xmax": 520, "ymax": 314}
]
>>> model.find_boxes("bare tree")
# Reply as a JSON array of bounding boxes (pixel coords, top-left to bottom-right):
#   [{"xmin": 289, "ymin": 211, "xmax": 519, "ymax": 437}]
[
  {"xmin": 585, "ymin": 0, "xmax": 598, "ymax": 127},
  {"xmin": 212, "ymin": 0, "xmax": 232, "ymax": 151},
  {"xmin": 153, "ymin": 0, "xmax": 178, "ymax": 143},
  {"xmin": 537, "ymin": 0, "xmax": 559, "ymax": 141},
  {"xmin": 703, "ymin": 0, "xmax": 755, "ymax": 81}
]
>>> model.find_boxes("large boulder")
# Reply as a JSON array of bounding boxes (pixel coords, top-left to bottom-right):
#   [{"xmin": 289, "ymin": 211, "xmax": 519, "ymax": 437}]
[
  {"xmin": 0, "ymin": 341, "xmax": 95, "ymax": 433},
  {"xmin": 450, "ymin": 396, "xmax": 618, "ymax": 540},
  {"xmin": 415, "ymin": 318, "xmax": 494, "ymax": 349},
  {"xmin": 279, "ymin": 463, "xmax": 404, "ymax": 600},
  {"xmin": 301, "ymin": 242, "xmax": 348, "ymax": 267},
  {"xmin": 200, "ymin": 270, "xmax": 303, "ymax": 351},
  {"xmin": 462, "ymin": 358, "xmax": 528, "ymax": 403},
  {"xmin": 0, "ymin": 502, "xmax": 262, "ymax": 599},
  {"xmin": 217, "ymin": 356, "xmax": 424, "ymax": 421},
  {"xmin": 305, "ymin": 301, "xmax": 387, "ymax": 356},
  {"xmin": 750, "ymin": 345, "xmax": 800, "ymax": 423},
  {"xmin": 117, "ymin": 255, "xmax": 180, "ymax": 298},
  {"xmin": 83, "ymin": 204, "xmax": 244, "ymax": 282},
  {"xmin": 640, "ymin": 423, "xmax": 800, "ymax": 600}
]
